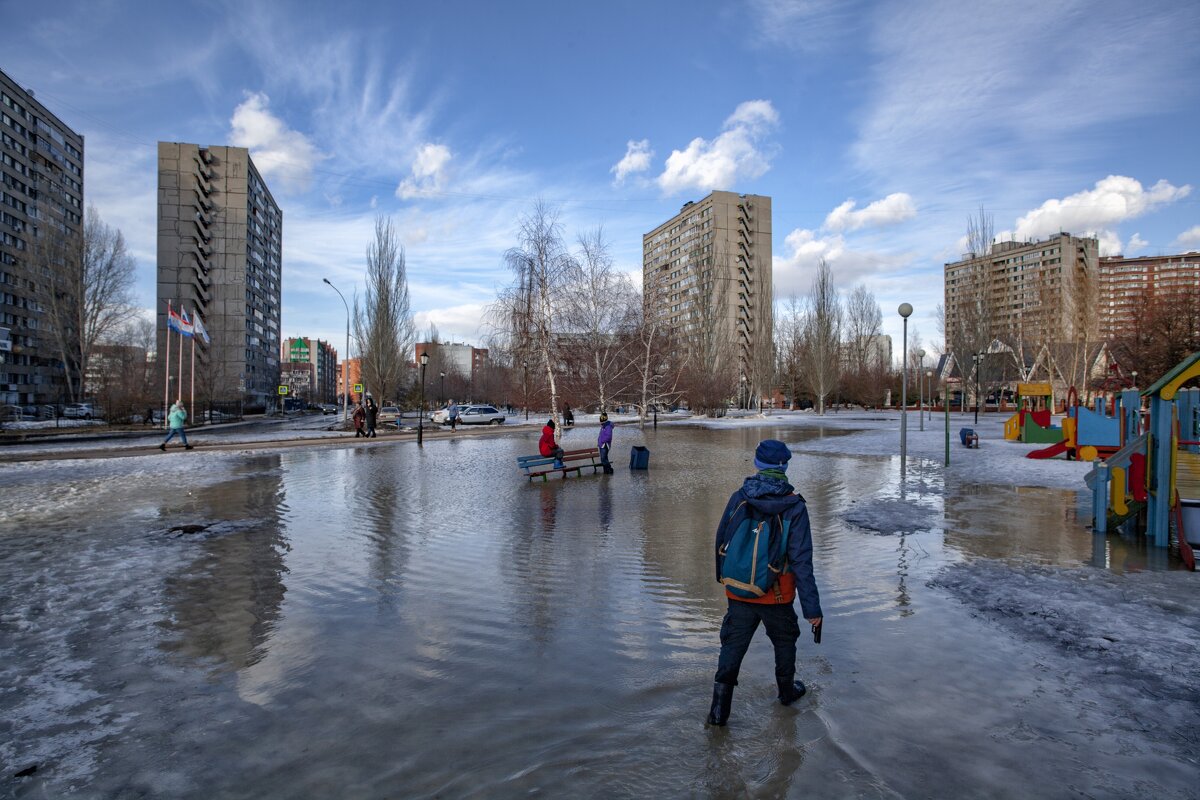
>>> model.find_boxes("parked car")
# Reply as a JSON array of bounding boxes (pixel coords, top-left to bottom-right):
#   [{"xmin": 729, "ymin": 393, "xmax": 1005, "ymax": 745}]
[
  {"xmin": 0, "ymin": 405, "xmax": 24, "ymax": 422},
  {"xmin": 377, "ymin": 405, "xmax": 401, "ymax": 424},
  {"xmin": 63, "ymin": 403, "xmax": 96, "ymax": 419},
  {"xmin": 455, "ymin": 404, "xmax": 506, "ymax": 426}
]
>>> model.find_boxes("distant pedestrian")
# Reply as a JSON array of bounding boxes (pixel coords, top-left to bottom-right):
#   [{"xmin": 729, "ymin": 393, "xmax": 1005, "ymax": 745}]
[
  {"xmin": 145, "ymin": 406, "xmax": 155, "ymax": 427},
  {"xmin": 159, "ymin": 401, "xmax": 193, "ymax": 451},
  {"xmin": 353, "ymin": 402, "xmax": 366, "ymax": 437},
  {"xmin": 597, "ymin": 412, "xmax": 614, "ymax": 474},
  {"xmin": 706, "ymin": 439, "xmax": 821, "ymax": 726},
  {"xmin": 563, "ymin": 403, "xmax": 574, "ymax": 427},
  {"xmin": 365, "ymin": 399, "xmax": 378, "ymax": 438},
  {"xmin": 539, "ymin": 418, "xmax": 565, "ymax": 468},
  {"xmin": 448, "ymin": 400, "xmax": 460, "ymax": 431}
]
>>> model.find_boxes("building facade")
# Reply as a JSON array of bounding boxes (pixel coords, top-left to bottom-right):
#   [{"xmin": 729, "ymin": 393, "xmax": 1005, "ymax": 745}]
[
  {"xmin": 944, "ymin": 233, "xmax": 1099, "ymax": 352},
  {"xmin": 156, "ymin": 142, "xmax": 282, "ymax": 408},
  {"xmin": 1098, "ymin": 252, "xmax": 1200, "ymax": 342},
  {"xmin": 0, "ymin": 68, "xmax": 85, "ymax": 404},
  {"xmin": 642, "ymin": 191, "xmax": 773, "ymax": 399},
  {"xmin": 336, "ymin": 357, "xmax": 362, "ymax": 403},
  {"xmin": 282, "ymin": 336, "xmax": 338, "ymax": 403}
]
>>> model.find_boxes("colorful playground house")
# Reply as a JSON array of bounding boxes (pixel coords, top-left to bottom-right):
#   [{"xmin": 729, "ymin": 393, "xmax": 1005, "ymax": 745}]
[{"xmin": 1002, "ymin": 354, "xmax": 1200, "ymax": 567}]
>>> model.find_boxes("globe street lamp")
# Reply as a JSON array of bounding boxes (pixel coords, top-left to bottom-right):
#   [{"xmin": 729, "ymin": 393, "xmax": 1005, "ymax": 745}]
[
  {"xmin": 418, "ymin": 352, "xmax": 429, "ymax": 446},
  {"xmin": 322, "ymin": 278, "xmax": 351, "ymax": 421},
  {"xmin": 898, "ymin": 303, "xmax": 913, "ymax": 461},
  {"xmin": 917, "ymin": 348, "xmax": 926, "ymax": 432},
  {"xmin": 440, "ymin": 371, "xmax": 445, "ymax": 406},
  {"xmin": 926, "ymin": 370, "xmax": 934, "ymax": 421}
]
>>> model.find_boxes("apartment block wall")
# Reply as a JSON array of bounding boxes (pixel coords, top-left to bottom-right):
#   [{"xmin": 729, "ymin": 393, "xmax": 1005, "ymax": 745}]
[
  {"xmin": 642, "ymin": 191, "xmax": 772, "ymax": 397},
  {"xmin": 157, "ymin": 143, "xmax": 282, "ymax": 406},
  {"xmin": 944, "ymin": 233, "xmax": 1099, "ymax": 351},
  {"xmin": 0, "ymin": 68, "xmax": 85, "ymax": 404},
  {"xmin": 1098, "ymin": 253, "xmax": 1200, "ymax": 341}
]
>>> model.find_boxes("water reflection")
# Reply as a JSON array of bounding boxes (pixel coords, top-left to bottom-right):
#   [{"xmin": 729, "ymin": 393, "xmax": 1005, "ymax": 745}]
[{"xmin": 159, "ymin": 455, "xmax": 288, "ymax": 672}]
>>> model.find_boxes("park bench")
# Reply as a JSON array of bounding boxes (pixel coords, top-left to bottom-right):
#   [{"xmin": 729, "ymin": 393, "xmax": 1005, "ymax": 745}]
[
  {"xmin": 959, "ymin": 427, "xmax": 980, "ymax": 448},
  {"xmin": 516, "ymin": 447, "xmax": 602, "ymax": 481}
]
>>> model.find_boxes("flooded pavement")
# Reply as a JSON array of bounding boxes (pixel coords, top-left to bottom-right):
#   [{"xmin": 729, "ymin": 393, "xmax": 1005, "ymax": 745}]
[{"xmin": 1, "ymin": 423, "xmax": 1197, "ymax": 798}]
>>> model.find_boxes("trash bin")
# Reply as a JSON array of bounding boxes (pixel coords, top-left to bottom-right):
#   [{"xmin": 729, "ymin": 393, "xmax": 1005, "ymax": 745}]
[{"xmin": 630, "ymin": 445, "xmax": 650, "ymax": 470}]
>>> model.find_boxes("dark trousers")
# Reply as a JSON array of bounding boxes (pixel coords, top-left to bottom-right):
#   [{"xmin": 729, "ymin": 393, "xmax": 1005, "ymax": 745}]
[
  {"xmin": 599, "ymin": 444, "xmax": 613, "ymax": 473},
  {"xmin": 714, "ymin": 598, "xmax": 799, "ymax": 686}
]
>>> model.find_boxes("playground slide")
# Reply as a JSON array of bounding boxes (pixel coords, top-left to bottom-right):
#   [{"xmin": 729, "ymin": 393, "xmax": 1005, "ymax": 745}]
[{"xmin": 1027, "ymin": 440, "xmax": 1069, "ymax": 459}]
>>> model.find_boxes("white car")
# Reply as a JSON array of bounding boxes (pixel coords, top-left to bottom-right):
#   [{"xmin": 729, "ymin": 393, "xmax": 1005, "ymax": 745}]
[
  {"xmin": 63, "ymin": 403, "xmax": 96, "ymax": 419},
  {"xmin": 377, "ymin": 405, "xmax": 401, "ymax": 424},
  {"xmin": 435, "ymin": 404, "xmax": 505, "ymax": 425}
]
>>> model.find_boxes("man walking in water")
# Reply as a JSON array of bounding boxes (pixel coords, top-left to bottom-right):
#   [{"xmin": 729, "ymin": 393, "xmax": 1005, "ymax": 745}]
[{"xmin": 707, "ymin": 439, "xmax": 821, "ymax": 726}]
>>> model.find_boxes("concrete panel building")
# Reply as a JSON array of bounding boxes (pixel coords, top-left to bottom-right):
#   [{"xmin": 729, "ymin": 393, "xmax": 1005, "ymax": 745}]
[
  {"xmin": 944, "ymin": 233, "xmax": 1100, "ymax": 352},
  {"xmin": 642, "ymin": 191, "xmax": 773, "ymax": 401},
  {"xmin": 1098, "ymin": 252, "xmax": 1200, "ymax": 342},
  {"xmin": 283, "ymin": 336, "xmax": 338, "ymax": 403},
  {"xmin": 157, "ymin": 143, "xmax": 282, "ymax": 408},
  {"xmin": 0, "ymin": 68, "xmax": 85, "ymax": 404}
]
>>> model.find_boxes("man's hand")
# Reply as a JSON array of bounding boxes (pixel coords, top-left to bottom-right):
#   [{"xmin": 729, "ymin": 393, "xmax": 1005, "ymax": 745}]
[{"xmin": 807, "ymin": 617, "xmax": 822, "ymax": 626}]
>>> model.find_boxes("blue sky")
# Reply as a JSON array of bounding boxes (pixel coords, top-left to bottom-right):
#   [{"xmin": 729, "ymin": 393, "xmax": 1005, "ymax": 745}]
[{"xmin": 4, "ymin": 0, "xmax": 1198, "ymax": 359}]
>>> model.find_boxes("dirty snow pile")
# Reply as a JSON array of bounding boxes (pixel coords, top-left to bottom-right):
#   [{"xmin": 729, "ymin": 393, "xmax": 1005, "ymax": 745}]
[
  {"xmin": 842, "ymin": 497, "xmax": 941, "ymax": 534},
  {"xmin": 932, "ymin": 560, "xmax": 1200, "ymax": 748}
]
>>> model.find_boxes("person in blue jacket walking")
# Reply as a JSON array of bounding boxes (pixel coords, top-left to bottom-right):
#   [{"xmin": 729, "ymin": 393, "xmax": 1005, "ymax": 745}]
[
  {"xmin": 707, "ymin": 439, "xmax": 821, "ymax": 726},
  {"xmin": 597, "ymin": 412, "xmax": 614, "ymax": 474}
]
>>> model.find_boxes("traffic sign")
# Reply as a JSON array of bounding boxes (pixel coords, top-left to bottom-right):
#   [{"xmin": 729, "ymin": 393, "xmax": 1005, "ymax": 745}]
[
  {"xmin": 353, "ymin": 383, "xmax": 363, "ymax": 394},
  {"xmin": 278, "ymin": 385, "xmax": 288, "ymax": 395}
]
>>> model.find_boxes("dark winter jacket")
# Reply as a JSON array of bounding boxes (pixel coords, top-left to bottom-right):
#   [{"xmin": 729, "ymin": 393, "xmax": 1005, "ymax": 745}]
[
  {"xmin": 597, "ymin": 421, "xmax": 613, "ymax": 449},
  {"xmin": 714, "ymin": 473, "xmax": 822, "ymax": 618},
  {"xmin": 366, "ymin": 405, "xmax": 378, "ymax": 426}
]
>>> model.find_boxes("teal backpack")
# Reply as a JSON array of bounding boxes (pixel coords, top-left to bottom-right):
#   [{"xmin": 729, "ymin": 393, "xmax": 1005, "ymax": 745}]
[{"xmin": 718, "ymin": 502, "xmax": 791, "ymax": 599}]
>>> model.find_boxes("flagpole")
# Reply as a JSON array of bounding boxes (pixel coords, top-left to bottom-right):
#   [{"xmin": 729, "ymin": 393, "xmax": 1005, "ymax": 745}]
[
  {"xmin": 164, "ymin": 300, "xmax": 172, "ymax": 428},
  {"xmin": 177, "ymin": 326, "xmax": 183, "ymax": 403},
  {"xmin": 190, "ymin": 335, "xmax": 195, "ymax": 419}
]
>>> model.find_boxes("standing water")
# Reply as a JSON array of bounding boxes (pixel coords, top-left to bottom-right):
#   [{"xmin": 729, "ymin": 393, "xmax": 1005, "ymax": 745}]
[{"xmin": 1, "ymin": 422, "xmax": 1196, "ymax": 798}]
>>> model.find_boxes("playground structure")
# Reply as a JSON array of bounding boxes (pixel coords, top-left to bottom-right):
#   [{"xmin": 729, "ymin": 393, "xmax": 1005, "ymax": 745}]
[
  {"xmin": 1005, "ymin": 382, "xmax": 1130, "ymax": 461},
  {"xmin": 1085, "ymin": 351, "xmax": 1200, "ymax": 569}
]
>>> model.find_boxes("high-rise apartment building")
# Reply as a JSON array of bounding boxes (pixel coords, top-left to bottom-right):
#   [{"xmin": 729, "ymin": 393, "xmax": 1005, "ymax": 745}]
[
  {"xmin": 283, "ymin": 336, "xmax": 338, "ymax": 403},
  {"xmin": 0, "ymin": 69, "xmax": 85, "ymax": 404},
  {"xmin": 1098, "ymin": 252, "xmax": 1200, "ymax": 342},
  {"xmin": 944, "ymin": 233, "xmax": 1099, "ymax": 352},
  {"xmin": 157, "ymin": 142, "xmax": 282, "ymax": 407},
  {"xmin": 642, "ymin": 191, "xmax": 773, "ymax": 399}
]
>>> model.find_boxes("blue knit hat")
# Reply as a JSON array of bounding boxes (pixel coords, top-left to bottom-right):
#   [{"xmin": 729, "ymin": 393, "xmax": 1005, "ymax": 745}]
[{"xmin": 754, "ymin": 439, "xmax": 791, "ymax": 471}]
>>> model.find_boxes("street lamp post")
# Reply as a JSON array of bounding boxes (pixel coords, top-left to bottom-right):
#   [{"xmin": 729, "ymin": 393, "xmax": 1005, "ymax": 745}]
[
  {"xmin": 418, "ymin": 352, "xmax": 429, "ymax": 446},
  {"xmin": 440, "ymin": 371, "xmax": 445, "ymax": 406},
  {"xmin": 740, "ymin": 374, "xmax": 747, "ymax": 411},
  {"xmin": 322, "ymin": 278, "xmax": 351, "ymax": 421},
  {"xmin": 926, "ymin": 370, "xmax": 934, "ymax": 421},
  {"xmin": 917, "ymin": 348, "xmax": 926, "ymax": 432},
  {"xmin": 899, "ymin": 303, "xmax": 913, "ymax": 462},
  {"xmin": 972, "ymin": 353, "xmax": 982, "ymax": 425},
  {"xmin": 522, "ymin": 360, "xmax": 528, "ymax": 421}
]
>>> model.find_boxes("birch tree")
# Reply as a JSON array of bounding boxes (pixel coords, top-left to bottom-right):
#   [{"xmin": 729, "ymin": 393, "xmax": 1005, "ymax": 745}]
[
  {"xmin": 31, "ymin": 205, "xmax": 135, "ymax": 403},
  {"xmin": 353, "ymin": 216, "xmax": 414, "ymax": 404},
  {"xmin": 798, "ymin": 259, "xmax": 841, "ymax": 414}
]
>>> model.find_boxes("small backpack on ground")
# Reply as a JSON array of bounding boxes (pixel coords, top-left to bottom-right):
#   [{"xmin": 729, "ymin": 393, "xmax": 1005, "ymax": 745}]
[{"xmin": 718, "ymin": 502, "xmax": 791, "ymax": 599}]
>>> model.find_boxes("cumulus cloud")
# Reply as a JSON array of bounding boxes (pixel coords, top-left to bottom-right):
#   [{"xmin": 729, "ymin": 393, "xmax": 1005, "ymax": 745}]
[
  {"xmin": 397, "ymin": 143, "xmax": 453, "ymax": 199},
  {"xmin": 656, "ymin": 100, "xmax": 780, "ymax": 195},
  {"xmin": 1012, "ymin": 176, "xmax": 1191, "ymax": 241},
  {"xmin": 229, "ymin": 92, "xmax": 325, "ymax": 193},
  {"xmin": 823, "ymin": 192, "xmax": 916, "ymax": 232},
  {"xmin": 1126, "ymin": 233, "xmax": 1149, "ymax": 253},
  {"xmin": 611, "ymin": 139, "xmax": 653, "ymax": 186},
  {"xmin": 772, "ymin": 228, "xmax": 910, "ymax": 296},
  {"xmin": 1175, "ymin": 225, "xmax": 1200, "ymax": 248}
]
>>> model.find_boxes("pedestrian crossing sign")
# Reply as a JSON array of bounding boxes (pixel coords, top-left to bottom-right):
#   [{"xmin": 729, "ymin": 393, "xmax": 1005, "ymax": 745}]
[{"xmin": 278, "ymin": 385, "xmax": 288, "ymax": 395}]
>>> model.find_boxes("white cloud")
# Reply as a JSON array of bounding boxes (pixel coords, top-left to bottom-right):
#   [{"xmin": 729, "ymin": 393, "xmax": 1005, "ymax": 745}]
[
  {"xmin": 773, "ymin": 228, "xmax": 911, "ymax": 297},
  {"xmin": 1175, "ymin": 225, "xmax": 1200, "ymax": 248},
  {"xmin": 823, "ymin": 192, "xmax": 916, "ymax": 233},
  {"xmin": 611, "ymin": 139, "xmax": 653, "ymax": 186},
  {"xmin": 1126, "ymin": 233, "xmax": 1149, "ymax": 254},
  {"xmin": 413, "ymin": 303, "xmax": 490, "ymax": 345},
  {"xmin": 396, "ymin": 143, "xmax": 453, "ymax": 199},
  {"xmin": 656, "ymin": 100, "xmax": 780, "ymax": 195},
  {"xmin": 229, "ymin": 92, "xmax": 325, "ymax": 194},
  {"xmin": 1095, "ymin": 230, "xmax": 1124, "ymax": 258},
  {"xmin": 1012, "ymin": 176, "xmax": 1191, "ymax": 241}
]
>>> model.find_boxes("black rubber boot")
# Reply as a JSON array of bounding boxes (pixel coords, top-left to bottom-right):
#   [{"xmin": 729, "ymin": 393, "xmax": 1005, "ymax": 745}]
[
  {"xmin": 706, "ymin": 682, "xmax": 734, "ymax": 726},
  {"xmin": 777, "ymin": 677, "xmax": 807, "ymax": 706}
]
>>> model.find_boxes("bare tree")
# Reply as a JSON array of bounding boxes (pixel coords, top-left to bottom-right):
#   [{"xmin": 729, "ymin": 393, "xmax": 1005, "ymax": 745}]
[
  {"xmin": 495, "ymin": 201, "xmax": 573, "ymax": 433},
  {"xmin": 843, "ymin": 284, "xmax": 884, "ymax": 405},
  {"xmin": 560, "ymin": 228, "xmax": 639, "ymax": 412},
  {"xmin": 798, "ymin": 259, "xmax": 841, "ymax": 414},
  {"xmin": 776, "ymin": 295, "xmax": 805, "ymax": 409},
  {"xmin": 30, "ymin": 205, "xmax": 135, "ymax": 402},
  {"xmin": 353, "ymin": 216, "xmax": 415, "ymax": 404},
  {"xmin": 680, "ymin": 247, "xmax": 738, "ymax": 415},
  {"xmin": 945, "ymin": 206, "xmax": 996, "ymax": 410},
  {"xmin": 631, "ymin": 266, "xmax": 684, "ymax": 422}
]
